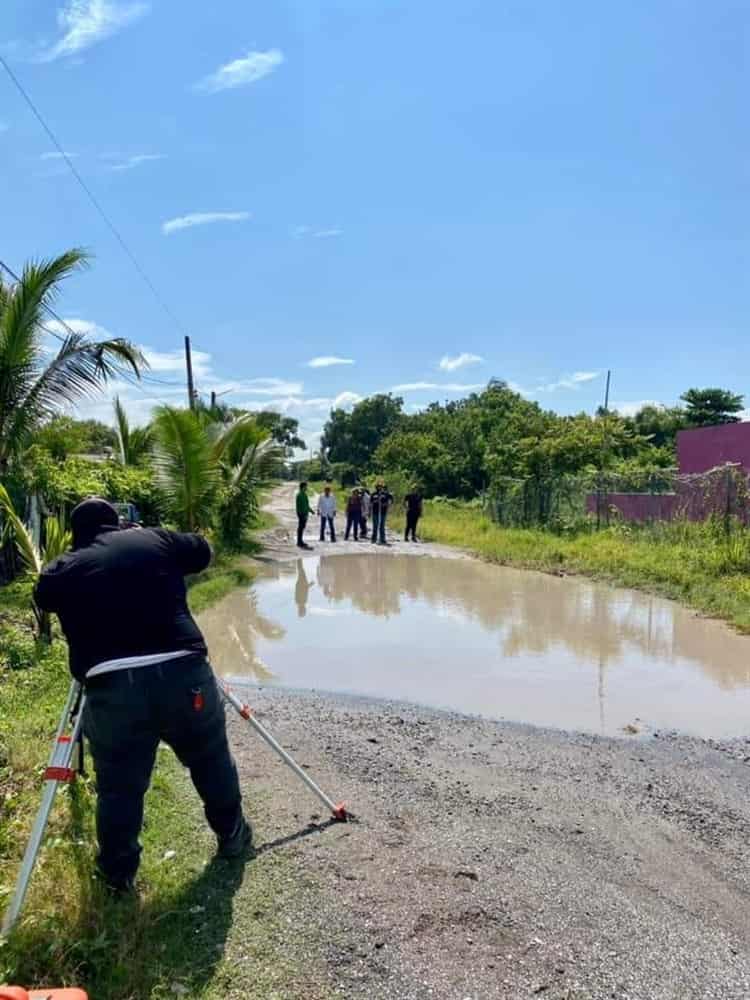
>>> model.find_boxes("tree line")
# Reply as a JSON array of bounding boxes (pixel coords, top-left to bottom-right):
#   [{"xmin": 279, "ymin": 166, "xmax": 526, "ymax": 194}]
[{"xmin": 301, "ymin": 381, "xmax": 745, "ymax": 499}]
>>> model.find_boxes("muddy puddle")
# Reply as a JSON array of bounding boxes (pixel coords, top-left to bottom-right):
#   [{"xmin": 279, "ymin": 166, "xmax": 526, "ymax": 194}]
[{"xmin": 199, "ymin": 553, "xmax": 750, "ymax": 738}]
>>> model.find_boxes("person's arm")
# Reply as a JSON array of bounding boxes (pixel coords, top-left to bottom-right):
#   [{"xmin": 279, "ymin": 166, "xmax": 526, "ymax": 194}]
[
  {"xmin": 167, "ymin": 530, "xmax": 212, "ymax": 575},
  {"xmin": 33, "ymin": 568, "xmax": 61, "ymax": 613}
]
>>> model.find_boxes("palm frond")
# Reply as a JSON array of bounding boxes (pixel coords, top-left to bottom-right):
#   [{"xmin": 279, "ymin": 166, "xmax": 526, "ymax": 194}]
[
  {"xmin": 151, "ymin": 405, "xmax": 219, "ymax": 531},
  {"xmin": 43, "ymin": 513, "xmax": 72, "ymax": 562},
  {"xmin": 0, "ymin": 482, "xmax": 42, "ymax": 575}
]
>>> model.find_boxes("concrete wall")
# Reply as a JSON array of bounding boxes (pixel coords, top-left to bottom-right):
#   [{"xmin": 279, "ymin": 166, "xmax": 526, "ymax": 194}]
[
  {"xmin": 585, "ymin": 493, "xmax": 677, "ymax": 522},
  {"xmin": 677, "ymin": 423, "xmax": 750, "ymax": 475}
]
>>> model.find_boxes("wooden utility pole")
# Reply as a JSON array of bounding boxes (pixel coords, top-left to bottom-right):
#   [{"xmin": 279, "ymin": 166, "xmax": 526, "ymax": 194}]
[
  {"xmin": 603, "ymin": 369, "xmax": 611, "ymax": 413},
  {"xmin": 210, "ymin": 390, "xmax": 216, "ymax": 410},
  {"xmin": 184, "ymin": 336, "xmax": 195, "ymax": 410}
]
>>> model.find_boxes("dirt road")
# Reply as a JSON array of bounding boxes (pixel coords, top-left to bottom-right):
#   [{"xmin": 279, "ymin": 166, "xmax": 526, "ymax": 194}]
[{"xmin": 214, "ymin": 485, "xmax": 750, "ymax": 999}]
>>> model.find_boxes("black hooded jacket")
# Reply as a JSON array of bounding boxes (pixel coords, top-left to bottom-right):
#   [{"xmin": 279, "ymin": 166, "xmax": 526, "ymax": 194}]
[{"xmin": 35, "ymin": 526, "xmax": 211, "ymax": 681}]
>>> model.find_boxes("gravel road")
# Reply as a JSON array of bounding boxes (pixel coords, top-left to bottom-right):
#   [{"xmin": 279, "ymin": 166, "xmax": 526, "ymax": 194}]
[{"xmin": 219, "ymin": 485, "xmax": 750, "ymax": 999}]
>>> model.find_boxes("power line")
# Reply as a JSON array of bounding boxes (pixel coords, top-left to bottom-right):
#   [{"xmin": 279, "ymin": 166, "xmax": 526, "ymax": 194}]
[{"xmin": 0, "ymin": 53, "xmax": 190, "ymax": 341}]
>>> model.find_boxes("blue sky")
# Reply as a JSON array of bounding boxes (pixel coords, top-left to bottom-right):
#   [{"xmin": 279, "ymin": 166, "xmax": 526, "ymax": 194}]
[{"xmin": 2, "ymin": 0, "xmax": 747, "ymax": 447}]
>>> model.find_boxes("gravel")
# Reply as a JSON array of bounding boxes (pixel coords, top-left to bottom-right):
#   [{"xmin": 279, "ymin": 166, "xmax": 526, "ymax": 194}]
[{"xmin": 229, "ymin": 687, "xmax": 750, "ymax": 1000}]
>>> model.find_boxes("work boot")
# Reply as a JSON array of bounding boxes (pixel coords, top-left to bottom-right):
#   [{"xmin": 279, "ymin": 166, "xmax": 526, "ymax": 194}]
[{"xmin": 217, "ymin": 816, "xmax": 253, "ymax": 858}]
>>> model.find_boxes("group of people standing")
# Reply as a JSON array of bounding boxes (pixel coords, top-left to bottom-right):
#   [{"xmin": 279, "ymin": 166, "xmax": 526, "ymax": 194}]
[{"xmin": 295, "ymin": 481, "xmax": 423, "ymax": 549}]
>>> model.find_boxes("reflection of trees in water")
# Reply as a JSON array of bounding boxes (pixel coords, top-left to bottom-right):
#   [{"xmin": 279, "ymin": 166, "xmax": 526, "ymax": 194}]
[
  {"xmin": 313, "ymin": 555, "xmax": 749, "ymax": 688},
  {"xmin": 202, "ymin": 589, "xmax": 283, "ymax": 682}
]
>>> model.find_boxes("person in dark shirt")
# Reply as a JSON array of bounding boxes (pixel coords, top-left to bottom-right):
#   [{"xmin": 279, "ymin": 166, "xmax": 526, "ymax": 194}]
[
  {"xmin": 404, "ymin": 486, "xmax": 423, "ymax": 542},
  {"xmin": 370, "ymin": 482, "xmax": 394, "ymax": 545},
  {"xmin": 34, "ymin": 497, "xmax": 251, "ymax": 892},
  {"xmin": 344, "ymin": 489, "xmax": 362, "ymax": 540}
]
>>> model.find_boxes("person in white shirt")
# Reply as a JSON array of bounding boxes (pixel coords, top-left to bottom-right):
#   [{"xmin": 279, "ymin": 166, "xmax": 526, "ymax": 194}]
[{"xmin": 317, "ymin": 484, "xmax": 337, "ymax": 542}]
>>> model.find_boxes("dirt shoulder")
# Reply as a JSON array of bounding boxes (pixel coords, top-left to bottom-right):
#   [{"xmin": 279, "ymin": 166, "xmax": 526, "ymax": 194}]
[{"xmin": 221, "ymin": 486, "xmax": 750, "ymax": 999}]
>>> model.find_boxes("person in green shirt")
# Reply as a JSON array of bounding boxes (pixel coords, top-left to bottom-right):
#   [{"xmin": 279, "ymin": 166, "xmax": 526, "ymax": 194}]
[{"xmin": 295, "ymin": 482, "xmax": 313, "ymax": 549}]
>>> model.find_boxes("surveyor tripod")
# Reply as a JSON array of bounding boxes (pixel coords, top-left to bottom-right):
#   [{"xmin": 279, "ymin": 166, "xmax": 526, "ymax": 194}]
[{"xmin": 2, "ymin": 674, "xmax": 347, "ymax": 936}]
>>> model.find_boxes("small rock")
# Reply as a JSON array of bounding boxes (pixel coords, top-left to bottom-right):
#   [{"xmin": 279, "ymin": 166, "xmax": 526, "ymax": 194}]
[
  {"xmin": 366, "ymin": 737, "xmax": 379, "ymax": 744},
  {"xmin": 454, "ymin": 870, "xmax": 479, "ymax": 881}
]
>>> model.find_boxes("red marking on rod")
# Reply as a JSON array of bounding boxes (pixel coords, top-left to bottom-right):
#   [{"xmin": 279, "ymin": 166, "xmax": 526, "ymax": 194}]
[
  {"xmin": 240, "ymin": 705, "xmax": 252, "ymax": 720},
  {"xmin": 44, "ymin": 766, "xmax": 76, "ymax": 782},
  {"xmin": 58, "ymin": 735, "xmax": 72, "ymax": 743},
  {"xmin": 332, "ymin": 802, "xmax": 348, "ymax": 822}
]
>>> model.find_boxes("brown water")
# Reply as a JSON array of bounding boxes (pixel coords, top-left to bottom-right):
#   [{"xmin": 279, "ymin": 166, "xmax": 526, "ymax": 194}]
[{"xmin": 199, "ymin": 553, "xmax": 750, "ymax": 738}]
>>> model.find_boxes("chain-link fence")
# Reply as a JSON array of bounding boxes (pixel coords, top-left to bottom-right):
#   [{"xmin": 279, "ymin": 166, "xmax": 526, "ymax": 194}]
[{"xmin": 484, "ymin": 464, "xmax": 750, "ymax": 531}]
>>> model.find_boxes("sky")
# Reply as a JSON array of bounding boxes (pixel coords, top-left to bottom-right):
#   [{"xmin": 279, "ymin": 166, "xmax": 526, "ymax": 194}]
[{"xmin": 2, "ymin": 0, "xmax": 748, "ymax": 449}]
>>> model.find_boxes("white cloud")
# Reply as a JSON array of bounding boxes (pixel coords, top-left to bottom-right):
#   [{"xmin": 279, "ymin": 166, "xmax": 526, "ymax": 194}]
[
  {"xmin": 391, "ymin": 382, "xmax": 483, "ymax": 393},
  {"xmin": 610, "ymin": 399, "xmax": 661, "ymax": 417},
  {"xmin": 739, "ymin": 409, "xmax": 750, "ymax": 423},
  {"xmin": 142, "ymin": 346, "xmax": 212, "ymax": 379},
  {"xmin": 39, "ymin": 0, "xmax": 149, "ymax": 62},
  {"xmin": 292, "ymin": 225, "xmax": 343, "ymax": 240},
  {"xmin": 162, "ymin": 211, "xmax": 250, "ymax": 235},
  {"xmin": 40, "ymin": 151, "xmax": 78, "ymax": 160},
  {"xmin": 439, "ymin": 352, "xmax": 483, "ymax": 372},
  {"xmin": 109, "ymin": 153, "xmax": 165, "ymax": 171},
  {"xmin": 537, "ymin": 371, "xmax": 600, "ymax": 392},
  {"xmin": 333, "ymin": 391, "xmax": 362, "ymax": 410},
  {"xmin": 194, "ymin": 48, "xmax": 284, "ymax": 94},
  {"xmin": 306, "ymin": 356, "xmax": 355, "ymax": 368},
  {"xmin": 44, "ymin": 317, "xmax": 102, "ymax": 338}
]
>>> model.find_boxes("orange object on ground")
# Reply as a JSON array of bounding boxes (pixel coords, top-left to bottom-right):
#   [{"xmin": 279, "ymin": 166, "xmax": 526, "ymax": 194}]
[{"xmin": 0, "ymin": 988, "xmax": 88, "ymax": 999}]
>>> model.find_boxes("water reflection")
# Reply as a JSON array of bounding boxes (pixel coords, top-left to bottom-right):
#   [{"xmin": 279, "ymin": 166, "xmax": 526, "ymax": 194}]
[{"xmin": 199, "ymin": 554, "xmax": 750, "ymax": 737}]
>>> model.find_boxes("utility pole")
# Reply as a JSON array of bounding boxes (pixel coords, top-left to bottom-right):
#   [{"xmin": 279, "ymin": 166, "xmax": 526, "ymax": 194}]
[
  {"xmin": 210, "ymin": 390, "xmax": 216, "ymax": 410},
  {"xmin": 603, "ymin": 369, "xmax": 611, "ymax": 413},
  {"xmin": 184, "ymin": 335, "xmax": 195, "ymax": 410}
]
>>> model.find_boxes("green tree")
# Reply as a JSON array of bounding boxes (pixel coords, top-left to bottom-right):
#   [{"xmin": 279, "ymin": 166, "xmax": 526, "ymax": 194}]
[
  {"xmin": 151, "ymin": 407, "xmax": 283, "ymax": 540},
  {"xmin": 253, "ymin": 410, "xmax": 306, "ymax": 455},
  {"xmin": 113, "ymin": 396, "xmax": 152, "ymax": 465},
  {"xmin": 625, "ymin": 404, "xmax": 687, "ymax": 451},
  {"xmin": 33, "ymin": 415, "xmax": 117, "ymax": 459},
  {"xmin": 321, "ymin": 394, "xmax": 404, "ymax": 470},
  {"xmin": 151, "ymin": 406, "xmax": 219, "ymax": 532},
  {"xmin": 0, "ymin": 249, "xmax": 143, "ymax": 471},
  {"xmin": 680, "ymin": 388, "xmax": 745, "ymax": 427}
]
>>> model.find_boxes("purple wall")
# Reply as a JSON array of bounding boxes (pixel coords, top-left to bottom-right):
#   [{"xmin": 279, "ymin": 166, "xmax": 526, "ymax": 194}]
[
  {"xmin": 677, "ymin": 423, "xmax": 750, "ymax": 475},
  {"xmin": 586, "ymin": 493, "xmax": 677, "ymax": 522}
]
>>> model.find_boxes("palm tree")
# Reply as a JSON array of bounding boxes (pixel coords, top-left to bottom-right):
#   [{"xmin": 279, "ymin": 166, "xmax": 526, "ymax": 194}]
[
  {"xmin": 0, "ymin": 249, "xmax": 144, "ymax": 472},
  {"xmin": 113, "ymin": 395, "xmax": 151, "ymax": 465},
  {"xmin": 151, "ymin": 406, "xmax": 220, "ymax": 532},
  {"xmin": 213, "ymin": 416, "xmax": 284, "ymax": 546},
  {"xmin": 151, "ymin": 406, "xmax": 283, "ymax": 540}
]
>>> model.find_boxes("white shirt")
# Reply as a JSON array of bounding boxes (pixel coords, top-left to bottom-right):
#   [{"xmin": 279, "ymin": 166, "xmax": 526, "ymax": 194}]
[
  {"xmin": 318, "ymin": 494, "xmax": 337, "ymax": 517},
  {"xmin": 86, "ymin": 649, "xmax": 192, "ymax": 679}
]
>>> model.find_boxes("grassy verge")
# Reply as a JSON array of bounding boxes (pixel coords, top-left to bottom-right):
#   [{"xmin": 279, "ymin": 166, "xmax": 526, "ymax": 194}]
[
  {"xmin": 420, "ymin": 501, "xmax": 750, "ymax": 633},
  {"xmin": 1, "ymin": 518, "xmax": 323, "ymax": 998}
]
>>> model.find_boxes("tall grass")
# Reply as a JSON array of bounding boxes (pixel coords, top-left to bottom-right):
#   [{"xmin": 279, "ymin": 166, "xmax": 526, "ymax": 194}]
[{"xmin": 420, "ymin": 502, "xmax": 750, "ymax": 632}]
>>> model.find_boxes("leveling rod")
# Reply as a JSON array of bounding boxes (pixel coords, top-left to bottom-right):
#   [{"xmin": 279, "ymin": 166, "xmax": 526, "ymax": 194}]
[
  {"xmin": 220, "ymin": 680, "xmax": 348, "ymax": 822},
  {"xmin": 2, "ymin": 681, "xmax": 85, "ymax": 937}
]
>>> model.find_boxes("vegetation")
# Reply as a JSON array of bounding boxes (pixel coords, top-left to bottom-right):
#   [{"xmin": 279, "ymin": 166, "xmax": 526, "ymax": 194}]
[
  {"xmin": 113, "ymin": 396, "xmax": 152, "ymax": 465},
  {"xmin": 420, "ymin": 501, "xmax": 750, "ymax": 632},
  {"xmin": 310, "ymin": 380, "xmax": 746, "ymax": 502},
  {"xmin": 0, "ymin": 249, "xmax": 143, "ymax": 473}
]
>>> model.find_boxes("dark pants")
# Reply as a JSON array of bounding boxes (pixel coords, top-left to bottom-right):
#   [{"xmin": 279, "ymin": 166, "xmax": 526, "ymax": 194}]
[
  {"xmin": 83, "ymin": 654, "xmax": 242, "ymax": 888},
  {"xmin": 297, "ymin": 513, "xmax": 308, "ymax": 546},
  {"xmin": 405, "ymin": 512, "xmax": 420, "ymax": 541},
  {"xmin": 345, "ymin": 512, "xmax": 359, "ymax": 540},
  {"xmin": 360, "ymin": 515, "xmax": 368, "ymax": 538},
  {"xmin": 371, "ymin": 508, "xmax": 387, "ymax": 543},
  {"xmin": 320, "ymin": 516, "xmax": 336, "ymax": 541}
]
